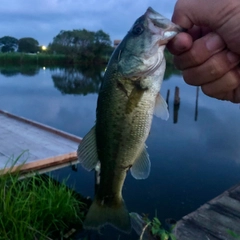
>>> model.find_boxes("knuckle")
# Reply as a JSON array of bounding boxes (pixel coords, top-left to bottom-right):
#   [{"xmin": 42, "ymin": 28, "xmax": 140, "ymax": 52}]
[
  {"xmin": 206, "ymin": 55, "xmax": 228, "ymax": 79},
  {"xmin": 188, "ymin": 48, "xmax": 202, "ymax": 66}
]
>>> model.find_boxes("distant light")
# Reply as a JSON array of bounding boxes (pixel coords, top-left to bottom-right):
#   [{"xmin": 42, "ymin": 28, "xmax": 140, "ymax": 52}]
[
  {"xmin": 43, "ymin": 67, "xmax": 46, "ymax": 70},
  {"xmin": 42, "ymin": 46, "xmax": 47, "ymax": 51}
]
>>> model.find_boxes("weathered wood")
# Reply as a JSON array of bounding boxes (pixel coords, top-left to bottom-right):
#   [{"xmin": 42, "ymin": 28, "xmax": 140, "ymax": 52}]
[
  {"xmin": 0, "ymin": 109, "xmax": 82, "ymax": 143},
  {"xmin": 166, "ymin": 89, "xmax": 170, "ymax": 107},
  {"xmin": 174, "ymin": 184, "xmax": 240, "ymax": 240},
  {"xmin": 0, "ymin": 109, "xmax": 82, "ymax": 173},
  {"xmin": 174, "ymin": 86, "xmax": 180, "ymax": 106},
  {"xmin": 1, "ymin": 152, "xmax": 78, "ymax": 175},
  {"xmin": 194, "ymin": 86, "xmax": 199, "ymax": 121}
]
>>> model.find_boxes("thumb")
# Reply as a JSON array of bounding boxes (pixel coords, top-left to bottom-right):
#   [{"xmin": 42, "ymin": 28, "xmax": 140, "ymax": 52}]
[{"xmin": 172, "ymin": 0, "xmax": 240, "ymax": 55}]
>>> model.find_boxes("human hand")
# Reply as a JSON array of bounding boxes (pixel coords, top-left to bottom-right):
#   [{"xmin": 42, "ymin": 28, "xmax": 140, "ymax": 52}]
[{"xmin": 167, "ymin": 0, "xmax": 240, "ymax": 103}]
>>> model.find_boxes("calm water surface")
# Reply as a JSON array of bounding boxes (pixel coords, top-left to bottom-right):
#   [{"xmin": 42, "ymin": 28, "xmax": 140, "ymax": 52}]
[{"xmin": 1, "ymin": 66, "xmax": 240, "ymax": 239}]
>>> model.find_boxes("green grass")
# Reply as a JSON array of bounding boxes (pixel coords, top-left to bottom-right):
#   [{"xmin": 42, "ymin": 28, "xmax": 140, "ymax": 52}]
[
  {"xmin": 0, "ymin": 160, "xmax": 87, "ymax": 240},
  {"xmin": 0, "ymin": 52, "xmax": 68, "ymax": 66}
]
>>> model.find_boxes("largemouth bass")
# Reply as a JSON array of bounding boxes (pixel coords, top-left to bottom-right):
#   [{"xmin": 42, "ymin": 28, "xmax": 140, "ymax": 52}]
[{"xmin": 78, "ymin": 7, "xmax": 181, "ymax": 233}]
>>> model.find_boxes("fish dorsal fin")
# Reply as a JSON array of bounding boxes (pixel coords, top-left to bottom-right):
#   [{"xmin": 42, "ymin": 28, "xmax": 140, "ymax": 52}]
[
  {"xmin": 130, "ymin": 145, "xmax": 151, "ymax": 179},
  {"xmin": 154, "ymin": 93, "xmax": 169, "ymax": 120},
  {"xmin": 77, "ymin": 125, "xmax": 99, "ymax": 171}
]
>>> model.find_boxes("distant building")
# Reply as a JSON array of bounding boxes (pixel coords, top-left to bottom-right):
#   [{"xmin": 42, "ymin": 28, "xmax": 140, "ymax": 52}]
[{"xmin": 113, "ymin": 40, "xmax": 121, "ymax": 48}]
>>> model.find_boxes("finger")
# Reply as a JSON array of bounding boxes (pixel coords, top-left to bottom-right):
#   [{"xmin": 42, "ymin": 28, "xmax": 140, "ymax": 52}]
[
  {"xmin": 172, "ymin": 0, "xmax": 240, "ymax": 55},
  {"xmin": 167, "ymin": 32, "xmax": 192, "ymax": 55},
  {"xmin": 174, "ymin": 33, "xmax": 226, "ymax": 70},
  {"xmin": 172, "ymin": 0, "xmax": 228, "ymax": 29},
  {"xmin": 200, "ymin": 68, "xmax": 240, "ymax": 102},
  {"xmin": 182, "ymin": 50, "xmax": 240, "ymax": 86},
  {"xmin": 187, "ymin": 25, "xmax": 203, "ymax": 41},
  {"xmin": 188, "ymin": 26, "xmax": 212, "ymax": 40}
]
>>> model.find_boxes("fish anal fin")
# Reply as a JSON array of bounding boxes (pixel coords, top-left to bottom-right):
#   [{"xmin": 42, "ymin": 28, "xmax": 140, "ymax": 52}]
[
  {"xmin": 154, "ymin": 93, "xmax": 169, "ymax": 120},
  {"xmin": 130, "ymin": 145, "xmax": 150, "ymax": 179},
  {"xmin": 77, "ymin": 125, "xmax": 98, "ymax": 171}
]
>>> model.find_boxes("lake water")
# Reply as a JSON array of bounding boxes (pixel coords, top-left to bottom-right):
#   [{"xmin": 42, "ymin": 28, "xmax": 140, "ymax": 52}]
[{"xmin": 1, "ymin": 65, "xmax": 240, "ymax": 239}]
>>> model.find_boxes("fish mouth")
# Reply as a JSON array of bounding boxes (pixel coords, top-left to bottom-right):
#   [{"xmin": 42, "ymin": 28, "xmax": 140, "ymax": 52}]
[{"xmin": 145, "ymin": 7, "xmax": 183, "ymax": 42}]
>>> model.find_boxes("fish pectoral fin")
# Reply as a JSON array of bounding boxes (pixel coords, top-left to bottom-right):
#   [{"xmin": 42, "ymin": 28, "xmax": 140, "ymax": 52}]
[
  {"xmin": 77, "ymin": 125, "xmax": 99, "ymax": 171},
  {"xmin": 154, "ymin": 92, "xmax": 169, "ymax": 120},
  {"xmin": 130, "ymin": 145, "xmax": 150, "ymax": 179}
]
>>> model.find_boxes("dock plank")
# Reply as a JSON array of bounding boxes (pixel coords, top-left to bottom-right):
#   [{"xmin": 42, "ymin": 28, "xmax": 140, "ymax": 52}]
[
  {"xmin": 174, "ymin": 184, "xmax": 240, "ymax": 240},
  {"xmin": 2, "ymin": 152, "xmax": 78, "ymax": 175},
  {"xmin": 0, "ymin": 110, "xmax": 81, "ymax": 172}
]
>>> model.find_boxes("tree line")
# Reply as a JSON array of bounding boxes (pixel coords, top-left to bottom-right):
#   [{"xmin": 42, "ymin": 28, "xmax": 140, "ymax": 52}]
[
  {"xmin": 0, "ymin": 36, "xmax": 39, "ymax": 53},
  {"xmin": 0, "ymin": 29, "xmax": 114, "ymax": 65}
]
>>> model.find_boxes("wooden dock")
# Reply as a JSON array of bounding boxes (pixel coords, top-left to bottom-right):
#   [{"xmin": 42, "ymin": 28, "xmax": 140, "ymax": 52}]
[
  {"xmin": 1, "ymin": 110, "xmax": 240, "ymax": 239},
  {"xmin": 174, "ymin": 183, "xmax": 240, "ymax": 240},
  {"xmin": 0, "ymin": 109, "xmax": 81, "ymax": 174}
]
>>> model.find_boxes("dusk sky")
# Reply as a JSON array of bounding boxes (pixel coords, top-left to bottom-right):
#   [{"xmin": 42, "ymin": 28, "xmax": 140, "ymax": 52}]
[{"xmin": 0, "ymin": 0, "xmax": 177, "ymax": 46}]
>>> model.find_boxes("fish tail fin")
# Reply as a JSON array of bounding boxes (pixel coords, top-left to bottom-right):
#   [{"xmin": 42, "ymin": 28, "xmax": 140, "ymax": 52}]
[{"xmin": 83, "ymin": 198, "xmax": 131, "ymax": 233}]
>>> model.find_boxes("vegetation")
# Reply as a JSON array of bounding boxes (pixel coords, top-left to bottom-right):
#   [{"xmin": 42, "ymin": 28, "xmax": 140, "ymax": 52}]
[
  {"xmin": 0, "ymin": 160, "xmax": 87, "ymax": 240},
  {"xmin": 0, "ymin": 30, "xmax": 180, "ymax": 68},
  {"xmin": 131, "ymin": 212, "xmax": 176, "ymax": 240},
  {"xmin": 141, "ymin": 216, "xmax": 176, "ymax": 240},
  {"xmin": 48, "ymin": 29, "xmax": 113, "ymax": 65},
  {"xmin": 0, "ymin": 36, "xmax": 18, "ymax": 52},
  {"xmin": 164, "ymin": 49, "xmax": 181, "ymax": 79},
  {"xmin": 18, "ymin": 37, "xmax": 39, "ymax": 53},
  {"xmin": 0, "ymin": 52, "xmax": 68, "ymax": 66},
  {"xmin": 0, "ymin": 29, "xmax": 113, "ymax": 65}
]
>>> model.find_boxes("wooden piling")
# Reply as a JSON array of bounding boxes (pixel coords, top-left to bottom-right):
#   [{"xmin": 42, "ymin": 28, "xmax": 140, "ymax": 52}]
[
  {"xmin": 173, "ymin": 86, "xmax": 180, "ymax": 124},
  {"xmin": 194, "ymin": 86, "xmax": 199, "ymax": 121},
  {"xmin": 174, "ymin": 86, "xmax": 180, "ymax": 106}
]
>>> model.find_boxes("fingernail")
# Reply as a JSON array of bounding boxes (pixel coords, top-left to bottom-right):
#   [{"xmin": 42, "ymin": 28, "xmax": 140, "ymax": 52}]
[
  {"xmin": 206, "ymin": 34, "xmax": 224, "ymax": 52},
  {"xmin": 227, "ymin": 51, "xmax": 240, "ymax": 63}
]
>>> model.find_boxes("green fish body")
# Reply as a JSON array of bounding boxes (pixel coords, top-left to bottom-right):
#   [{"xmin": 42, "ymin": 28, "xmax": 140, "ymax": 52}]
[{"xmin": 78, "ymin": 7, "xmax": 181, "ymax": 233}]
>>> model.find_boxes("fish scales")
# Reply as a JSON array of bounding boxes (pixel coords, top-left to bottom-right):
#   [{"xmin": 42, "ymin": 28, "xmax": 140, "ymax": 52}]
[{"xmin": 77, "ymin": 6, "xmax": 181, "ymax": 233}]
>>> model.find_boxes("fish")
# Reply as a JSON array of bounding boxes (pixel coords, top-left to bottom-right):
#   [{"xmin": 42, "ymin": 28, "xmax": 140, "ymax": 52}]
[{"xmin": 77, "ymin": 7, "xmax": 181, "ymax": 233}]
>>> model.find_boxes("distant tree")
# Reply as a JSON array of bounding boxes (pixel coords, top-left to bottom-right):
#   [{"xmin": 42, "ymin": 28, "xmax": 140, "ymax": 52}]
[
  {"xmin": 18, "ymin": 37, "xmax": 39, "ymax": 53},
  {"xmin": 0, "ymin": 36, "xmax": 18, "ymax": 52},
  {"xmin": 49, "ymin": 29, "xmax": 113, "ymax": 64},
  {"xmin": 92, "ymin": 30, "xmax": 113, "ymax": 60},
  {"xmin": 94, "ymin": 30, "xmax": 111, "ymax": 45}
]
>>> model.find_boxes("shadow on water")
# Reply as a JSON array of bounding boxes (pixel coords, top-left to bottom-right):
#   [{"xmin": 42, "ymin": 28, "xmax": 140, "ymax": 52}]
[{"xmin": 51, "ymin": 65, "xmax": 105, "ymax": 95}]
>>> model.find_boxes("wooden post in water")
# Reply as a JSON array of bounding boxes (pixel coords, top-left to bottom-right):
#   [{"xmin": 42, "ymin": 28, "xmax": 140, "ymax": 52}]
[
  {"xmin": 166, "ymin": 89, "xmax": 170, "ymax": 108},
  {"xmin": 173, "ymin": 86, "xmax": 180, "ymax": 124},
  {"xmin": 194, "ymin": 86, "xmax": 199, "ymax": 121}
]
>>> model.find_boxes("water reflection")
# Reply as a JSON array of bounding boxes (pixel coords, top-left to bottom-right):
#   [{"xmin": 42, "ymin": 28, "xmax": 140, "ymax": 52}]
[
  {"xmin": 0, "ymin": 65, "xmax": 40, "ymax": 77},
  {"xmin": 51, "ymin": 66, "xmax": 104, "ymax": 95},
  {"xmin": 0, "ymin": 64, "xmax": 181, "ymax": 96}
]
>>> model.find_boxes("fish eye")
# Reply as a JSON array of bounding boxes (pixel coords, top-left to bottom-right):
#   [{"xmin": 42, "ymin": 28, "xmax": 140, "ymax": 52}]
[{"xmin": 132, "ymin": 24, "xmax": 144, "ymax": 36}]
